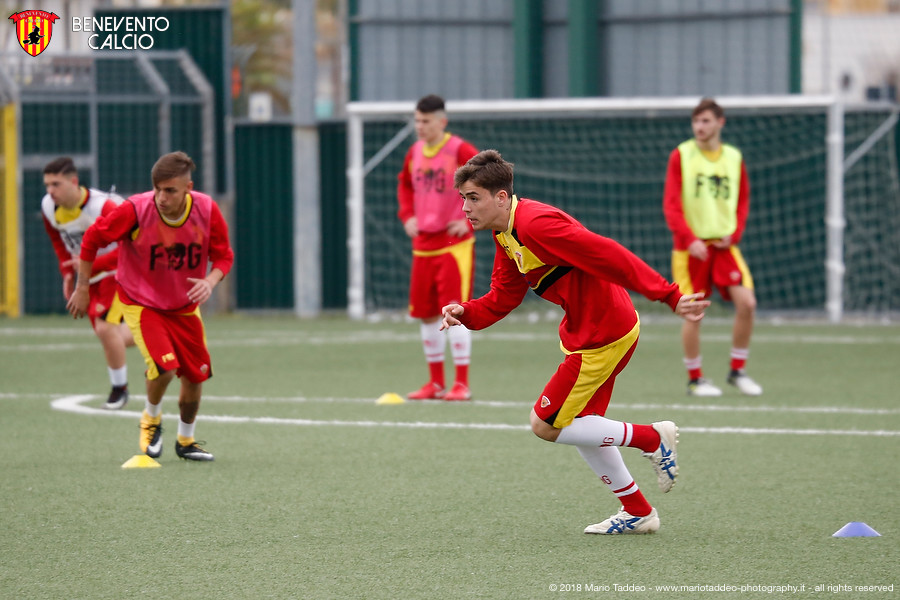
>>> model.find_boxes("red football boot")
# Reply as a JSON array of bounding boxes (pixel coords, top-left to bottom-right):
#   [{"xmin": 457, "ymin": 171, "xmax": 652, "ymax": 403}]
[
  {"xmin": 407, "ymin": 381, "xmax": 446, "ymax": 400},
  {"xmin": 444, "ymin": 382, "xmax": 472, "ymax": 401}
]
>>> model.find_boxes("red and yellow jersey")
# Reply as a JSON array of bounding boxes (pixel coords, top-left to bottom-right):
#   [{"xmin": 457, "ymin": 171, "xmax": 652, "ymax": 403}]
[
  {"xmin": 41, "ymin": 186, "xmax": 124, "ymax": 279},
  {"xmin": 663, "ymin": 139, "xmax": 750, "ymax": 250},
  {"xmin": 80, "ymin": 190, "xmax": 234, "ymax": 312},
  {"xmin": 397, "ymin": 132, "xmax": 478, "ymax": 252},
  {"xmin": 459, "ymin": 197, "xmax": 681, "ymax": 352}
]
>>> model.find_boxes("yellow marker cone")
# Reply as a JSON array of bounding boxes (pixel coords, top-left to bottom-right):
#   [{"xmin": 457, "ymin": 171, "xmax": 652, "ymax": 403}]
[
  {"xmin": 376, "ymin": 392, "xmax": 405, "ymax": 405},
  {"xmin": 121, "ymin": 455, "xmax": 161, "ymax": 469}
]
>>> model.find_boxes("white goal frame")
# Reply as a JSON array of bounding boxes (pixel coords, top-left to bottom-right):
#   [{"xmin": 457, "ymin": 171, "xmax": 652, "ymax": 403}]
[{"xmin": 346, "ymin": 95, "xmax": 899, "ymax": 323}]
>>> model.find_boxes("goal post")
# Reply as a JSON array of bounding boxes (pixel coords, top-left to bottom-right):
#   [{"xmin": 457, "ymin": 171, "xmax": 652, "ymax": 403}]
[{"xmin": 346, "ymin": 95, "xmax": 900, "ymax": 322}]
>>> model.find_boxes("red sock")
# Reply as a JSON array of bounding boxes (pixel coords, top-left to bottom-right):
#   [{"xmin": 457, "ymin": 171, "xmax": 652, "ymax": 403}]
[
  {"xmin": 627, "ymin": 424, "xmax": 661, "ymax": 453},
  {"xmin": 730, "ymin": 348, "xmax": 749, "ymax": 372},
  {"xmin": 618, "ymin": 489, "xmax": 653, "ymax": 517},
  {"xmin": 428, "ymin": 362, "xmax": 445, "ymax": 388},
  {"xmin": 684, "ymin": 356, "xmax": 703, "ymax": 380},
  {"xmin": 454, "ymin": 364, "xmax": 469, "ymax": 387}
]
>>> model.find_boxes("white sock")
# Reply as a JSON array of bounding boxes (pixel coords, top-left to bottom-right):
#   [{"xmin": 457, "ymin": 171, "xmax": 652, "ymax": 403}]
[
  {"xmin": 108, "ymin": 365, "xmax": 128, "ymax": 387},
  {"xmin": 144, "ymin": 400, "xmax": 162, "ymax": 418},
  {"xmin": 683, "ymin": 355, "xmax": 702, "ymax": 371},
  {"xmin": 554, "ymin": 415, "xmax": 633, "ymax": 447},
  {"xmin": 178, "ymin": 419, "xmax": 196, "ymax": 441},
  {"xmin": 420, "ymin": 320, "xmax": 446, "ymax": 364},
  {"xmin": 576, "ymin": 445, "xmax": 639, "ymax": 497},
  {"xmin": 730, "ymin": 347, "xmax": 749, "ymax": 361},
  {"xmin": 447, "ymin": 325, "xmax": 471, "ymax": 366}
]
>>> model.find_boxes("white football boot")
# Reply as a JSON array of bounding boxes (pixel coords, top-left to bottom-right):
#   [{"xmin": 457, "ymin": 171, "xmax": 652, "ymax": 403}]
[
  {"xmin": 643, "ymin": 420, "xmax": 679, "ymax": 493},
  {"xmin": 687, "ymin": 377, "xmax": 722, "ymax": 397},
  {"xmin": 727, "ymin": 370, "xmax": 763, "ymax": 396},
  {"xmin": 584, "ymin": 507, "xmax": 660, "ymax": 535}
]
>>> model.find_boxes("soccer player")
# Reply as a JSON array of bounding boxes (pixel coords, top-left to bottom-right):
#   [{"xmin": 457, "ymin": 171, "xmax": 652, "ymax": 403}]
[
  {"xmin": 397, "ymin": 94, "xmax": 479, "ymax": 401},
  {"xmin": 663, "ymin": 98, "xmax": 763, "ymax": 397},
  {"xmin": 67, "ymin": 151, "xmax": 234, "ymax": 462},
  {"xmin": 41, "ymin": 157, "xmax": 134, "ymax": 409},
  {"xmin": 441, "ymin": 150, "xmax": 709, "ymax": 534}
]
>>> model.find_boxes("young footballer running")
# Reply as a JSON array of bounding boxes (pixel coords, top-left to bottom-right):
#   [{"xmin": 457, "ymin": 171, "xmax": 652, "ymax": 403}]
[
  {"xmin": 441, "ymin": 150, "xmax": 709, "ymax": 534},
  {"xmin": 41, "ymin": 157, "xmax": 134, "ymax": 409},
  {"xmin": 68, "ymin": 151, "xmax": 234, "ymax": 461}
]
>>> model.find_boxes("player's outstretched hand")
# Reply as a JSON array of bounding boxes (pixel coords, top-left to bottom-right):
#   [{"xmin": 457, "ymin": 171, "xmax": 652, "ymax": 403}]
[
  {"xmin": 675, "ymin": 292, "xmax": 710, "ymax": 322},
  {"xmin": 66, "ymin": 286, "xmax": 89, "ymax": 319},
  {"xmin": 440, "ymin": 303, "xmax": 464, "ymax": 330}
]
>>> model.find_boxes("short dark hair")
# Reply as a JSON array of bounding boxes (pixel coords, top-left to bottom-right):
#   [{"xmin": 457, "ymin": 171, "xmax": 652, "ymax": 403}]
[
  {"xmin": 151, "ymin": 151, "xmax": 195, "ymax": 186},
  {"xmin": 43, "ymin": 157, "xmax": 77, "ymax": 177},
  {"xmin": 416, "ymin": 94, "xmax": 445, "ymax": 114},
  {"xmin": 453, "ymin": 149, "xmax": 514, "ymax": 197},
  {"xmin": 692, "ymin": 97, "xmax": 724, "ymax": 119}
]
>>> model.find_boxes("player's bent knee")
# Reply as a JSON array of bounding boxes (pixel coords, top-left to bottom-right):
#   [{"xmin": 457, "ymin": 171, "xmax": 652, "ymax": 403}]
[
  {"xmin": 732, "ymin": 286, "xmax": 756, "ymax": 309},
  {"xmin": 153, "ymin": 368, "xmax": 175, "ymax": 385},
  {"xmin": 737, "ymin": 294, "xmax": 757, "ymax": 315},
  {"xmin": 530, "ymin": 411, "xmax": 561, "ymax": 442}
]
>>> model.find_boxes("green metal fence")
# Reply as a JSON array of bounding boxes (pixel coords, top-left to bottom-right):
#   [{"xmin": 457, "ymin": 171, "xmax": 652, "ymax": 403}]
[
  {"xmin": 231, "ymin": 121, "xmax": 347, "ymax": 311},
  {"xmin": 1, "ymin": 50, "xmax": 214, "ymax": 314},
  {"xmin": 95, "ymin": 6, "xmax": 231, "ymax": 195},
  {"xmin": 233, "ymin": 123, "xmax": 294, "ymax": 310},
  {"xmin": 318, "ymin": 120, "xmax": 348, "ymax": 310}
]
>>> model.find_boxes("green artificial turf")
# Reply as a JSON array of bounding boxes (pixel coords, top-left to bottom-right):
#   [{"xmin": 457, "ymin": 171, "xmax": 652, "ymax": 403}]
[{"xmin": 1, "ymin": 313, "xmax": 897, "ymax": 599}]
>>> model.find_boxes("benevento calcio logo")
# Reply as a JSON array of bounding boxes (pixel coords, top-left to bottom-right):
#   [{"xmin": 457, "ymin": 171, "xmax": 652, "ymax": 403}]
[{"xmin": 9, "ymin": 10, "xmax": 59, "ymax": 57}]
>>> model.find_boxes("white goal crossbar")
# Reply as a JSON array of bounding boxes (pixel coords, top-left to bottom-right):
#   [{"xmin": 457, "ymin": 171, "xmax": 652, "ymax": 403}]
[{"xmin": 346, "ymin": 95, "xmax": 899, "ymax": 322}]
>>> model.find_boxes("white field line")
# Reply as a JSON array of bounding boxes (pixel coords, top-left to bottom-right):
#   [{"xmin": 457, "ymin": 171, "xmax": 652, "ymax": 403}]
[
  {"xmin": 9, "ymin": 391, "xmax": 898, "ymax": 415},
  {"xmin": 625, "ymin": 402, "xmax": 900, "ymax": 416},
  {"xmin": 3, "ymin": 328, "xmax": 900, "ymax": 352},
  {"xmin": 45, "ymin": 394, "xmax": 900, "ymax": 437}
]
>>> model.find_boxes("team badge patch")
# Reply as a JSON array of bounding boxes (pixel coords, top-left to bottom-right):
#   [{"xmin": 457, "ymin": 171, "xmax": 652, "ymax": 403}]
[
  {"xmin": 9, "ymin": 10, "xmax": 59, "ymax": 57},
  {"xmin": 514, "ymin": 251, "xmax": 524, "ymax": 271},
  {"xmin": 540, "ymin": 395, "xmax": 551, "ymax": 408}
]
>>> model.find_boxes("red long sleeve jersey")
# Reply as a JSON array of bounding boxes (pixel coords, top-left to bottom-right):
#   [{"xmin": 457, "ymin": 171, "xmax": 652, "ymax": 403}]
[
  {"xmin": 662, "ymin": 146, "xmax": 750, "ymax": 250},
  {"xmin": 459, "ymin": 198, "xmax": 681, "ymax": 351}
]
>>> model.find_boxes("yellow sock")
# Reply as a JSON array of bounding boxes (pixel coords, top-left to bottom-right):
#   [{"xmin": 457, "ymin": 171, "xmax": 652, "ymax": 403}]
[{"xmin": 177, "ymin": 435, "xmax": 195, "ymax": 447}]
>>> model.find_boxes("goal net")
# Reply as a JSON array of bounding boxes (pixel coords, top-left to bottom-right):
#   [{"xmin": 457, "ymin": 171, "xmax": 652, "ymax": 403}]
[{"xmin": 346, "ymin": 96, "xmax": 900, "ymax": 322}]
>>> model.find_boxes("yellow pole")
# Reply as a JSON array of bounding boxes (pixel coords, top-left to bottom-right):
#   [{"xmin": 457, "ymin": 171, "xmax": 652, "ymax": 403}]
[{"xmin": 1, "ymin": 102, "xmax": 19, "ymax": 317}]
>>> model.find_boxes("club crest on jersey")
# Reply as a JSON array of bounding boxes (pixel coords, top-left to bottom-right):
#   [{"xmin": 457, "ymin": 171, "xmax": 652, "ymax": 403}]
[
  {"xmin": 514, "ymin": 251, "xmax": 524, "ymax": 271},
  {"xmin": 9, "ymin": 10, "xmax": 59, "ymax": 57},
  {"xmin": 540, "ymin": 395, "xmax": 551, "ymax": 408}
]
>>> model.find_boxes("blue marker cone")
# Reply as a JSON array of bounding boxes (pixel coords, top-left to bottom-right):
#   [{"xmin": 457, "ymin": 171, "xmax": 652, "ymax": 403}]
[{"xmin": 832, "ymin": 522, "xmax": 881, "ymax": 537}]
